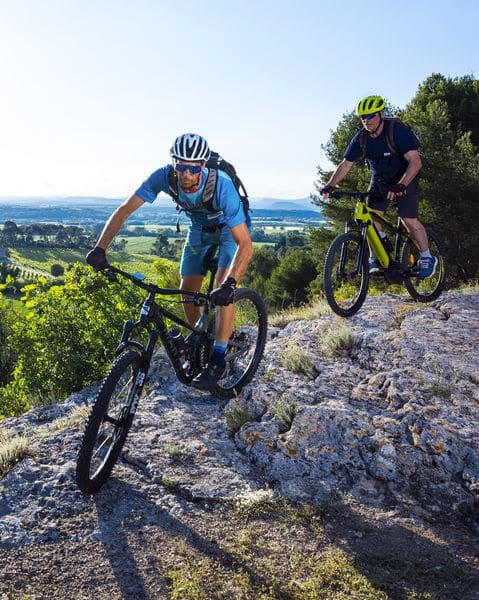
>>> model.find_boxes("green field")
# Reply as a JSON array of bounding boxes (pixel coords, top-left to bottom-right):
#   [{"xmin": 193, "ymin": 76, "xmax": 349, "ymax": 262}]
[{"xmin": 8, "ymin": 247, "xmax": 178, "ymax": 282}]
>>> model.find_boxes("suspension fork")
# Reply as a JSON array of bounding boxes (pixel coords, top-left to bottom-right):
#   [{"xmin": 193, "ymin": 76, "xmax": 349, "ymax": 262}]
[
  {"xmin": 357, "ymin": 223, "xmax": 370, "ymax": 272},
  {"xmin": 338, "ymin": 222, "xmax": 368, "ymax": 277},
  {"xmin": 393, "ymin": 216, "xmax": 403, "ymax": 260}
]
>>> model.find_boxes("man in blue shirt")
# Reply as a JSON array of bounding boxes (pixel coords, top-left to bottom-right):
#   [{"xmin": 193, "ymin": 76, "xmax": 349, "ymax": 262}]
[
  {"xmin": 87, "ymin": 133, "xmax": 253, "ymax": 390},
  {"xmin": 320, "ymin": 95, "xmax": 437, "ymax": 279}
]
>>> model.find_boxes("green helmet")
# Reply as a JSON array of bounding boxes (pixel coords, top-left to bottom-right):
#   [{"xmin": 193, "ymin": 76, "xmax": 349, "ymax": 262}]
[{"xmin": 355, "ymin": 95, "xmax": 386, "ymax": 116}]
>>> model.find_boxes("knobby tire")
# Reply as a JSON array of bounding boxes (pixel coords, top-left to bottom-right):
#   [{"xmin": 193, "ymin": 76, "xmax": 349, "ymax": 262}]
[
  {"xmin": 201, "ymin": 288, "xmax": 268, "ymax": 400},
  {"xmin": 76, "ymin": 350, "xmax": 142, "ymax": 494},
  {"xmin": 323, "ymin": 231, "xmax": 369, "ymax": 317}
]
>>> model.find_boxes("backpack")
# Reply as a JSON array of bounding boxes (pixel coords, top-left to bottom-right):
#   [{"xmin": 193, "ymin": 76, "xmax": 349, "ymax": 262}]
[
  {"xmin": 167, "ymin": 151, "xmax": 250, "ymax": 228},
  {"xmin": 359, "ymin": 117, "xmax": 420, "ymax": 161}
]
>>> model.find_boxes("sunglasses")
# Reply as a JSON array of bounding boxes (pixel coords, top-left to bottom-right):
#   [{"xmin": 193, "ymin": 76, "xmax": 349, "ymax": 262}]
[
  {"xmin": 175, "ymin": 163, "xmax": 203, "ymax": 174},
  {"xmin": 360, "ymin": 112, "xmax": 378, "ymax": 121}
]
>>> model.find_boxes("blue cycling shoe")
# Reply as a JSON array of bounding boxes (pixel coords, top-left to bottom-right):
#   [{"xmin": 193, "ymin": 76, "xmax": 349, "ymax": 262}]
[{"xmin": 418, "ymin": 256, "xmax": 438, "ymax": 279}]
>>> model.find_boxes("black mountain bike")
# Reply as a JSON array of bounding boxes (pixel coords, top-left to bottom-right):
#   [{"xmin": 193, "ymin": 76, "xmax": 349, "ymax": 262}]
[
  {"xmin": 323, "ymin": 191, "xmax": 446, "ymax": 317},
  {"xmin": 76, "ymin": 261, "xmax": 267, "ymax": 494}
]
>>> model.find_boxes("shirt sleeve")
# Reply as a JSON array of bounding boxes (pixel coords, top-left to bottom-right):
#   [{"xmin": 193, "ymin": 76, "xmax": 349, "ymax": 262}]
[
  {"xmin": 216, "ymin": 173, "xmax": 246, "ymax": 228},
  {"xmin": 344, "ymin": 132, "xmax": 362, "ymax": 162},
  {"xmin": 135, "ymin": 166, "xmax": 171, "ymax": 204}
]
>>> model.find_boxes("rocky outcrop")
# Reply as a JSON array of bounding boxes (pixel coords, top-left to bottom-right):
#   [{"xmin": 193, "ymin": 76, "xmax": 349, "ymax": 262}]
[{"xmin": 1, "ymin": 289, "xmax": 478, "ymax": 549}]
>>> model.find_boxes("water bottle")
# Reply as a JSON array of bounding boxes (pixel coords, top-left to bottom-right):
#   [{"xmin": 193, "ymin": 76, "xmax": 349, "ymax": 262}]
[{"xmin": 168, "ymin": 327, "xmax": 189, "ymax": 370}]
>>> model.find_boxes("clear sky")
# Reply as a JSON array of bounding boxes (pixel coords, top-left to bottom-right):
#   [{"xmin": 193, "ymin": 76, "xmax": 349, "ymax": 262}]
[{"xmin": 1, "ymin": 0, "xmax": 477, "ymax": 199}]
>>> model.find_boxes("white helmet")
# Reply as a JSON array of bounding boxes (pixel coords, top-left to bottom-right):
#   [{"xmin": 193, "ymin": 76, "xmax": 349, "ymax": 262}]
[{"xmin": 170, "ymin": 133, "xmax": 210, "ymax": 162}]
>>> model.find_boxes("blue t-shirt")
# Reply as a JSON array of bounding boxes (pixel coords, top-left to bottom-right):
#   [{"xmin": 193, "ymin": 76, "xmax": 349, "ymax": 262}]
[
  {"xmin": 344, "ymin": 121, "xmax": 418, "ymax": 185},
  {"xmin": 135, "ymin": 165, "xmax": 248, "ymax": 229}
]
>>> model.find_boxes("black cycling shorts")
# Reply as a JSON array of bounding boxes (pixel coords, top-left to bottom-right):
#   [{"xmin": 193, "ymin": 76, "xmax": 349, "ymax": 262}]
[{"xmin": 368, "ymin": 176, "xmax": 420, "ymax": 218}]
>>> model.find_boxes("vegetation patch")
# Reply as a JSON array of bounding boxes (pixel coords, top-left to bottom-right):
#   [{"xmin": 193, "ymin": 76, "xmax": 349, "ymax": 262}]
[
  {"xmin": 37, "ymin": 404, "xmax": 90, "ymax": 438},
  {"xmin": 0, "ymin": 432, "xmax": 33, "ymax": 479},
  {"xmin": 224, "ymin": 405, "xmax": 256, "ymax": 436},
  {"xmin": 273, "ymin": 397, "xmax": 298, "ymax": 432},
  {"xmin": 165, "ymin": 443, "xmax": 192, "ymax": 463},
  {"xmin": 323, "ymin": 323, "xmax": 355, "ymax": 356},
  {"xmin": 269, "ymin": 297, "xmax": 331, "ymax": 327},
  {"xmin": 288, "ymin": 549, "xmax": 388, "ymax": 599},
  {"xmin": 280, "ymin": 345, "xmax": 318, "ymax": 379}
]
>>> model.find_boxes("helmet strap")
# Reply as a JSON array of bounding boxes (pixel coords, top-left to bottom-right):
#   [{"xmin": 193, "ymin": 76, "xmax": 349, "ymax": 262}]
[{"xmin": 368, "ymin": 114, "xmax": 384, "ymax": 136}]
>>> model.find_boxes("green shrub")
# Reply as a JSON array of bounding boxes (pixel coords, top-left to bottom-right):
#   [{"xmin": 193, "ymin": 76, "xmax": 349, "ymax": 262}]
[
  {"xmin": 50, "ymin": 263, "xmax": 65, "ymax": 277},
  {"xmin": 0, "ymin": 262, "xmax": 178, "ymax": 416}
]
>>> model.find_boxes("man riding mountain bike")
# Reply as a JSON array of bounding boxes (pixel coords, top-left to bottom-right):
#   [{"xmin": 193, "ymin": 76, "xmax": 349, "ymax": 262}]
[
  {"xmin": 320, "ymin": 95, "xmax": 437, "ymax": 279},
  {"xmin": 86, "ymin": 133, "xmax": 253, "ymax": 391}
]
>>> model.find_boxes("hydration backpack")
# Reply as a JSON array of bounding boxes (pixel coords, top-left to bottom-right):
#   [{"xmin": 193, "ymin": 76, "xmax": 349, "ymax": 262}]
[
  {"xmin": 167, "ymin": 151, "xmax": 250, "ymax": 220},
  {"xmin": 359, "ymin": 117, "xmax": 420, "ymax": 161}
]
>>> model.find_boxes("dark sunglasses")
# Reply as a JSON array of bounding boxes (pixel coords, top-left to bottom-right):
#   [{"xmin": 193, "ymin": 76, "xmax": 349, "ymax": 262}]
[
  {"xmin": 360, "ymin": 112, "xmax": 378, "ymax": 121},
  {"xmin": 175, "ymin": 163, "xmax": 202, "ymax": 174}
]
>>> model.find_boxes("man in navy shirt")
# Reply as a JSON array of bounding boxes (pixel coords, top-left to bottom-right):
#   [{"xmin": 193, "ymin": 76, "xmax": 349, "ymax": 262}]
[
  {"xmin": 87, "ymin": 133, "xmax": 253, "ymax": 390},
  {"xmin": 321, "ymin": 95, "xmax": 437, "ymax": 279}
]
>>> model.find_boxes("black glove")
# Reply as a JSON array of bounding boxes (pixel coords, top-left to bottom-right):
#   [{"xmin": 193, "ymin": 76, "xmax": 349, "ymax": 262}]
[
  {"xmin": 320, "ymin": 185, "xmax": 334, "ymax": 196},
  {"xmin": 210, "ymin": 276, "xmax": 237, "ymax": 307},
  {"xmin": 86, "ymin": 247, "xmax": 109, "ymax": 271},
  {"xmin": 388, "ymin": 183, "xmax": 407, "ymax": 197}
]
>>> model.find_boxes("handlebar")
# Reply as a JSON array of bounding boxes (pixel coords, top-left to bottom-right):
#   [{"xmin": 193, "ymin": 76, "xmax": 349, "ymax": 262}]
[{"xmin": 104, "ymin": 264, "xmax": 210, "ymax": 303}]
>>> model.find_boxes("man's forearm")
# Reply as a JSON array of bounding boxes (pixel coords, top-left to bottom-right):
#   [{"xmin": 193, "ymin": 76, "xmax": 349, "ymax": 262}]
[
  {"xmin": 327, "ymin": 160, "xmax": 354, "ymax": 187},
  {"xmin": 228, "ymin": 241, "xmax": 253, "ymax": 283},
  {"xmin": 95, "ymin": 194, "xmax": 144, "ymax": 250},
  {"xmin": 96, "ymin": 208, "xmax": 128, "ymax": 250}
]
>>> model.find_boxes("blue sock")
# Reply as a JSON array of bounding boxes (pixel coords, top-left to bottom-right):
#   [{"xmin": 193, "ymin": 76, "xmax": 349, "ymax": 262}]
[{"xmin": 210, "ymin": 341, "xmax": 227, "ymax": 367}]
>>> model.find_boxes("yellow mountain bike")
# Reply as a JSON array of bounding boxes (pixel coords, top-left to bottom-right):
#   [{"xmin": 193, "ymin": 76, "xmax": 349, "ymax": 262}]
[{"xmin": 323, "ymin": 191, "xmax": 446, "ymax": 317}]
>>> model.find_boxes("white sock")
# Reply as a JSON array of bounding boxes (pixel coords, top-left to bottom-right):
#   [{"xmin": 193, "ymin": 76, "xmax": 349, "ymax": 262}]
[{"xmin": 420, "ymin": 250, "xmax": 432, "ymax": 259}]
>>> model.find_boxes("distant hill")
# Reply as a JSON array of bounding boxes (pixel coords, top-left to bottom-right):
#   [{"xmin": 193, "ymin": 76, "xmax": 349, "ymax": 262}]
[
  {"xmin": 0, "ymin": 195, "xmax": 323, "ymax": 227},
  {"xmin": 252, "ymin": 197, "xmax": 320, "ymax": 211},
  {"xmin": 0, "ymin": 195, "xmax": 320, "ymax": 211}
]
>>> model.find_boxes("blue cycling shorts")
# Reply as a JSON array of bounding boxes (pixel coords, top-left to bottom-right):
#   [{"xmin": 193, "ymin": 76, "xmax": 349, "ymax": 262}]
[{"xmin": 180, "ymin": 226, "xmax": 237, "ymax": 276}]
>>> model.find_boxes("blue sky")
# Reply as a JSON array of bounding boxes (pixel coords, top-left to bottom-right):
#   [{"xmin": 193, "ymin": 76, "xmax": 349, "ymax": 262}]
[{"xmin": 1, "ymin": 0, "xmax": 477, "ymax": 199}]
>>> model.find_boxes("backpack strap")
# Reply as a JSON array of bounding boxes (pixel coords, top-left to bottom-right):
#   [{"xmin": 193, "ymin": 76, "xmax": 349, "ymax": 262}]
[
  {"xmin": 384, "ymin": 118, "xmax": 399, "ymax": 155},
  {"xmin": 359, "ymin": 129, "xmax": 368, "ymax": 161},
  {"xmin": 200, "ymin": 168, "xmax": 218, "ymax": 212},
  {"xmin": 167, "ymin": 167, "xmax": 179, "ymax": 202}
]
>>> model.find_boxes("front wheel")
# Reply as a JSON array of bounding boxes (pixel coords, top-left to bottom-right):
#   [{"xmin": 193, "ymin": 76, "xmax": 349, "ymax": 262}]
[
  {"xmin": 401, "ymin": 229, "xmax": 446, "ymax": 302},
  {"xmin": 76, "ymin": 350, "xmax": 143, "ymax": 494},
  {"xmin": 201, "ymin": 288, "xmax": 268, "ymax": 400},
  {"xmin": 323, "ymin": 231, "xmax": 369, "ymax": 317}
]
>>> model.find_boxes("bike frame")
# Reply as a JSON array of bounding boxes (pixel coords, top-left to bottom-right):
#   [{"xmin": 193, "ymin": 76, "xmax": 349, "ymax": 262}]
[
  {"xmin": 343, "ymin": 194, "xmax": 411, "ymax": 274},
  {"xmin": 108, "ymin": 265, "xmax": 215, "ymax": 392}
]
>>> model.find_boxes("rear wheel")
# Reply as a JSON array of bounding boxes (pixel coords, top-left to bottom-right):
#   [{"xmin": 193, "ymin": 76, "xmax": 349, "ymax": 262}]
[
  {"xmin": 323, "ymin": 231, "xmax": 369, "ymax": 317},
  {"xmin": 201, "ymin": 288, "xmax": 268, "ymax": 400},
  {"xmin": 76, "ymin": 350, "xmax": 143, "ymax": 494},
  {"xmin": 401, "ymin": 229, "xmax": 446, "ymax": 302}
]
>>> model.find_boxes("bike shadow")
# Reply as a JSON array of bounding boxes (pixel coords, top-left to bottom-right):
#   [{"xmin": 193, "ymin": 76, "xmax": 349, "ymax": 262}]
[
  {"xmin": 92, "ymin": 475, "xmax": 479, "ymax": 599},
  {"xmin": 93, "ymin": 479, "xmax": 293, "ymax": 599}
]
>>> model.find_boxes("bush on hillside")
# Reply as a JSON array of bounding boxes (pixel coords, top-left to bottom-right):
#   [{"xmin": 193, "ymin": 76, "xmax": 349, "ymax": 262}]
[{"xmin": 0, "ymin": 260, "xmax": 179, "ymax": 417}]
